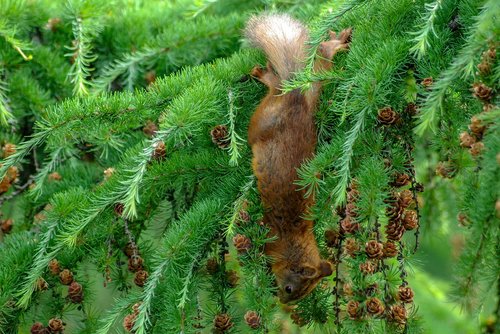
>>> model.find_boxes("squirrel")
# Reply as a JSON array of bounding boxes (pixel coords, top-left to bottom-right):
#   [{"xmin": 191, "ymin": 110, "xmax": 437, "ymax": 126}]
[{"xmin": 245, "ymin": 14, "xmax": 352, "ymax": 304}]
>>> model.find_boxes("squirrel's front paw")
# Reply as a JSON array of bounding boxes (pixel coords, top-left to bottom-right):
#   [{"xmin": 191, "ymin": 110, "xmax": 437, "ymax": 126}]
[
  {"xmin": 319, "ymin": 27, "xmax": 353, "ymax": 59},
  {"xmin": 250, "ymin": 62, "xmax": 280, "ymax": 89}
]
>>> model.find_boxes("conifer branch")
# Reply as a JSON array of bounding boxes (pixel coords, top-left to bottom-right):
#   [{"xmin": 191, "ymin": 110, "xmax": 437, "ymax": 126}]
[
  {"xmin": 0, "ymin": 71, "xmax": 14, "ymax": 127},
  {"xmin": 227, "ymin": 89, "xmax": 244, "ymax": 167},
  {"xmin": 409, "ymin": 0, "xmax": 444, "ymax": 59},
  {"xmin": 414, "ymin": 0, "xmax": 499, "ymax": 135},
  {"xmin": 0, "ymin": 20, "xmax": 32, "ymax": 61},
  {"xmin": 225, "ymin": 178, "xmax": 253, "ymax": 237}
]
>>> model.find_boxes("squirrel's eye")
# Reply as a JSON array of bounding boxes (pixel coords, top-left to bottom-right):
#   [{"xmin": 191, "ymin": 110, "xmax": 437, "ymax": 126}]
[{"xmin": 285, "ymin": 285, "xmax": 293, "ymax": 294}]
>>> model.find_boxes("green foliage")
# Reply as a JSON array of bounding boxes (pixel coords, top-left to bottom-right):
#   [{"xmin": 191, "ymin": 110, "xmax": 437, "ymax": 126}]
[{"xmin": 0, "ymin": 0, "xmax": 498, "ymax": 333}]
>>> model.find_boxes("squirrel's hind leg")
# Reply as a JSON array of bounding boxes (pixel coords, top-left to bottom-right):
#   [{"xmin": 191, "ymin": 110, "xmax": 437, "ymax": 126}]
[{"xmin": 251, "ymin": 62, "xmax": 281, "ymax": 90}]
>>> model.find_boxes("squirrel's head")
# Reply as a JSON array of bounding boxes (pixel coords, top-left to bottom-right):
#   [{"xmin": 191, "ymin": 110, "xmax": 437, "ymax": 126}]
[{"xmin": 273, "ymin": 260, "xmax": 333, "ymax": 304}]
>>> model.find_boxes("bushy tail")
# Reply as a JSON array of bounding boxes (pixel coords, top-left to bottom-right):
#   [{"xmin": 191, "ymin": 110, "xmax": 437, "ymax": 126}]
[{"xmin": 245, "ymin": 13, "xmax": 309, "ymax": 81}]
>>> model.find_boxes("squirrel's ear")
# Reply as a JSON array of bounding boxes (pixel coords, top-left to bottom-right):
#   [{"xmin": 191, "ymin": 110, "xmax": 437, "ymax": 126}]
[
  {"xmin": 301, "ymin": 265, "xmax": 318, "ymax": 278},
  {"xmin": 319, "ymin": 261, "xmax": 333, "ymax": 277}
]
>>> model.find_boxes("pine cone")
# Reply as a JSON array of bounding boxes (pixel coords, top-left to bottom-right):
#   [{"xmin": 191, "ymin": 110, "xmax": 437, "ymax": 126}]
[
  {"xmin": 402, "ymin": 210, "xmax": 418, "ymax": 230},
  {"xmin": 377, "ymin": 107, "xmax": 399, "ymax": 125},
  {"xmin": 48, "ymin": 172, "xmax": 62, "ymax": 181},
  {"xmin": 343, "ymin": 282, "xmax": 354, "ymax": 296},
  {"xmin": 398, "ymin": 190, "xmax": 414, "ymax": 208},
  {"xmin": 469, "ymin": 141, "xmax": 484, "ymax": 156},
  {"xmin": 226, "ymin": 270, "xmax": 239, "ymax": 288},
  {"xmin": 134, "ymin": 270, "xmax": 149, "ymax": 287},
  {"xmin": 114, "ymin": 203, "xmax": 124, "ymax": 216},
  {"xmin": 68, "ymin": 281, "xmax": 84, "ymax": 303},
  {"xmin": 457, "ymin": 212, "xmax": 470, "ymax": 227},
  {"xmin": 128, "ymin": 255, "xmax": 144, "ymax": 272},
  {"xmin": 469, "ymin": 116, "xmax": 486, "ymax": 137},
  {"xmin": 59, "ymin": 269, "xmax": 74, "ymax": 285},
  {"xmin": 389, "ymin": 305, "xmax": 407, "ymax": 324},
  {"xmin": 153, "ymin": 141, "xmax": 166, "ymax": 160},
  {"xmin": 366, "ymin": 297, "xmax": 385, "ymax": 316},
  {"xmin": 472, "ymin": 82, "xmax": 493, "ymax": 101},
  {"xmin": 325, "ymin": 229, "xmax": 340, "ymax": 248},
  {"xmin": 123, "ymin": 313, "xmax": 137, "ymax": 332},
  {"xmin": 143, "ymin": 120, "xmax": 158, "ymax": 137},
  {"xmin": 435, "ymin": 161, "xmax": 456, "ymax": 178},
  {"xmin": 359, "ymin": 261, "xmax": 376, "ymax": 275},
  {"xmin": 345, "ymin": 202, "xmax": 358, "ymax": 217},
  {"xmin": 36, "ymin": 278, "xmax": 48, "ymax": 291},
  {"xmin": 206, "ymin": 258, "xmax": 219, "ymax": 275},
  {"xmin": 383, "ymin": 241, "xmax": 399, "ymax": 258},
  {"xmin": 347, "ymin": 187, "xmax": 360, "ymax": 202},
  {"xmin": 405, "ymin": 103, "xmax": 418, "ymax": 116},
  {"xmin": 145, "ymin": 71, "xmax": 156, "ymax": 85},
  {"xmin": 30, "ymin": 322, "xmax": 49, "ymax": 334},
  {"xmin": 365, "ymin": 240, "xmax": 384, "ymax": 259},
  {"xmin": 233, "ymin": 234, "xmax": 252, "ymax": 254},
  {"xmin": 459, "ymin": 131, "xmax": 476, "ymax": 148},
  {"xmin": 124, "ymin": 242, "xmax": 137, "ymax": 258},
  {"xmin": 341, "ymin": 216, "xmax": 360, "ymax": 234},
  {"xmin": 390, "ymin": 173, "xmax": 410, "ymax": 187},
  {"xmin": 211, "ymin": 125, "xmax": 229, "ymax": 149},
  {"xmin": 213, "ymin": 313, "xmax": 233, "ymax": 332},
  {"xmin": 290, "ymin": 310, "xmax": 306, "ymax": 327},
  {"xmin": 398, "ymin": 286, "xmax": 414, "ymax": 303},
  {"xmin": 344, "ymin": 238, "xmax": 360, "ymax": 257},
  {"xmin": 386, "ymin": 221, "xmax": 405, "ymax": 241},
  {"xmin": 48, "ymin": 259, "xmax": 61, "ymax": 275},
  {"xmin": 238, "ymin": 210, "xmax": 250, "ymax": 223},
  {"xmin": 48, "ymin": 318, "xmax": 64, "ymax": 332},
  {"xmin": 421, "ymin": 77, "xmax": 433, "ymax": 88},
  {"xmin": 347, "ymin": 300, "xmax": 361, "ymax": 319},
  {"xmin": 477, "ymin": 62, "xmax": 491, "ymax": 75},
  {"xmin": 386, "ymin": 202, "xmax": 404, "ymax": 221},
  {"xmin": 365, "ymin": 283, "xmax": 379, "ymax": 297},
  {"xmin": 244, "ymin": 311, "xmax": 261, "ymax": 329},
  {"xmin": 132, "ymin": 302, "xmax": 141, "ymax": 315},
  {"xmin": 2, "ymin": 143, "xmax": 16, "ymax": 158},
  {"xmin": 1, "ymin": 218, "xmax": 13, "ymax": 234}
]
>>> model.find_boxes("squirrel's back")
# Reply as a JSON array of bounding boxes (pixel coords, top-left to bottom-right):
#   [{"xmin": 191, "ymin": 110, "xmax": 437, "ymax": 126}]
[{"xmin": 244, "ymin": 13, "xmax": 309, "ymax": 81}]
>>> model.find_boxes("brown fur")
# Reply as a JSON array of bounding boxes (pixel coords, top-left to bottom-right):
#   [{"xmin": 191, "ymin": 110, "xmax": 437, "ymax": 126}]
[{"xmin": 246, "ymin": 14, "xmax": 352, "ymax": 303}]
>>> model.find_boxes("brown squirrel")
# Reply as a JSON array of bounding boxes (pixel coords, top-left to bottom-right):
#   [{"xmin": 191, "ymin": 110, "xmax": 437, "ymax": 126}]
[{"xmin": 245, "ymin": 14, "xmax": 352, "ymax": 303}]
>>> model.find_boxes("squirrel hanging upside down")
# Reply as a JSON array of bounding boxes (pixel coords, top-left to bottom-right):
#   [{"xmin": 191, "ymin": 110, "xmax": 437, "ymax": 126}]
[{"xmin": 245, "ymin": 14, "xmax": 352, "ymax": 304}]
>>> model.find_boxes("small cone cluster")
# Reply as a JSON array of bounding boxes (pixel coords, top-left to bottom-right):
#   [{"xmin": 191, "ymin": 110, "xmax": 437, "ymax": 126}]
[
  {"xmin": 123, "ymin": 303, "xmax": 142, "ymax": 332},
  {"xmin": 30, "ymin": 318, "xmax": 64, "ymax": 334},
  {"xmin": 124, "ymin": 242, "xmax": 148, "ymax": 288}
]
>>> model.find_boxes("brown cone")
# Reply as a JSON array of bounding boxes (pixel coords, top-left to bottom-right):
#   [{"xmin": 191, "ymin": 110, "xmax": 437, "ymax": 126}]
[
  {"xmin": 143, "ymin": 120, "xmax": 158, "ymax": 137},
  {"xmin": 472, "ymin": 82, "xmax": 493, "ymax": 101},
  {"xmin": 233, "ymin": 234, "xmax": 252, "ymax": 254},
  {"xmin": 48, "ymin": 318, "xmax": 64, "ymax": 332},
  {"xmin": 435, "ymin": 161, "xmax": 456, "ymax": 178},
  {"xmin": 134, "ymin": 270, "xmax": 149, "ymax": 287},
  {"xmin": 226, "ymin": 270, "xmax": 239, "ymax": 288},
  {"xmin": 398, "ymin": 190, "xmax": 414, "ymax": 208},
  {"xmin": 123, "ymin": 313, "xmax": 137, "ymax": 332},
  {"xmin": 459, "ymin": 132, "xmax": 476, "ymax": 148},
  {"xmin": 398, "ymin": 286, "xmax": 414, "ymax": 303},
  {"xmin": 1, "ymin": 218, "xmax": 13, "ymax": 234},
  {"xmin": 469, "ymin": 142, "xmax": 485, "ymax": 156},
  {"xmin": 366, "ymin": 297, "xmax": 385, "ymax": 316},
  {"xmin": 405, "ymin": 103, "xmax": 418, "ymax": 116},
  {"xmin": 377, "ymin": 107, "xmax": 399, "ymax": 125},
  {"xmin": 128, "ymin": 255, "xmax": 144, "ymax": 272},
  {"xmin": 68, "ymin": 281, "xmax": 84, "ymax": 303},
  {"xmin": 383, "ymin": 241, "xmax": 399, "ymax": 258},
  {"xmin": 389, "ymin": 305, "xmax": 407, "ymax": 324},
  {"xmin": 59, "ymin": 269, "xmax": 74, "ymax": 285},
  {"xmin": 365, "ymin": 240, "xmax": 384, "ymax": 259},
  {"xmin": 30, "ymin": 322, "xmax": 48, "ymax": 334},
  {"xmin": 402, "ymin": 210, "xmax": 418, "ymax": 230},
  {"xmin": 153, "ymin": 141, "xmax": 166, "ymax": 160},
  {"xmin": 211, "ymin": 125, "xmax": 230, "ymax": 149},
  {"xmin": 48, "ymin": 259, "xmax": 61, "ymax": 275},
  {"xmin": 347, "ymin": 300, "xmax": 361, "ymax": 319},
  {"xmin": 341, "ymin": 216, "xmax": 360, "ymax": 234},
  {"xmin": 386, "ymin": 221, "xmax": 405, "ymax": 241},
  {"xmin": 469, "ymin": 116, "xmax": 486, "ymax": 137},
  {"xmin": 206, "ymin": 258, "xmax": 219, "ymax": 275},
  {"xmin": 421, "ymin": 77, "xmax": 433, "ymax": 88},
  {"xmin": 244, "ymin": 311, "xmax": 261, "ymax": 329},
  {"xmin": 2, "ymin": 143, "xmax": 16, "ymax": 158},
  {"xmin": 345, "ymin": 202, "xmax": 358, "ymax": 217},
  {"xmin": 36, "ymin": 278, "xmax": 48, "ymax": 291},
  {"xmin": 213, "ymin": 313, "xmax": 234, "ymax": 332},
  {"xmin": 391, "ymin": 173, "xmax": 410, "ymax": 187},
  {"xmin": 344, "ymin": 238, "xmax": 360, "ymax": 257},
  {"xmin": 359, "ymin": 261, "xmax": 376, "ymax": 275}
]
